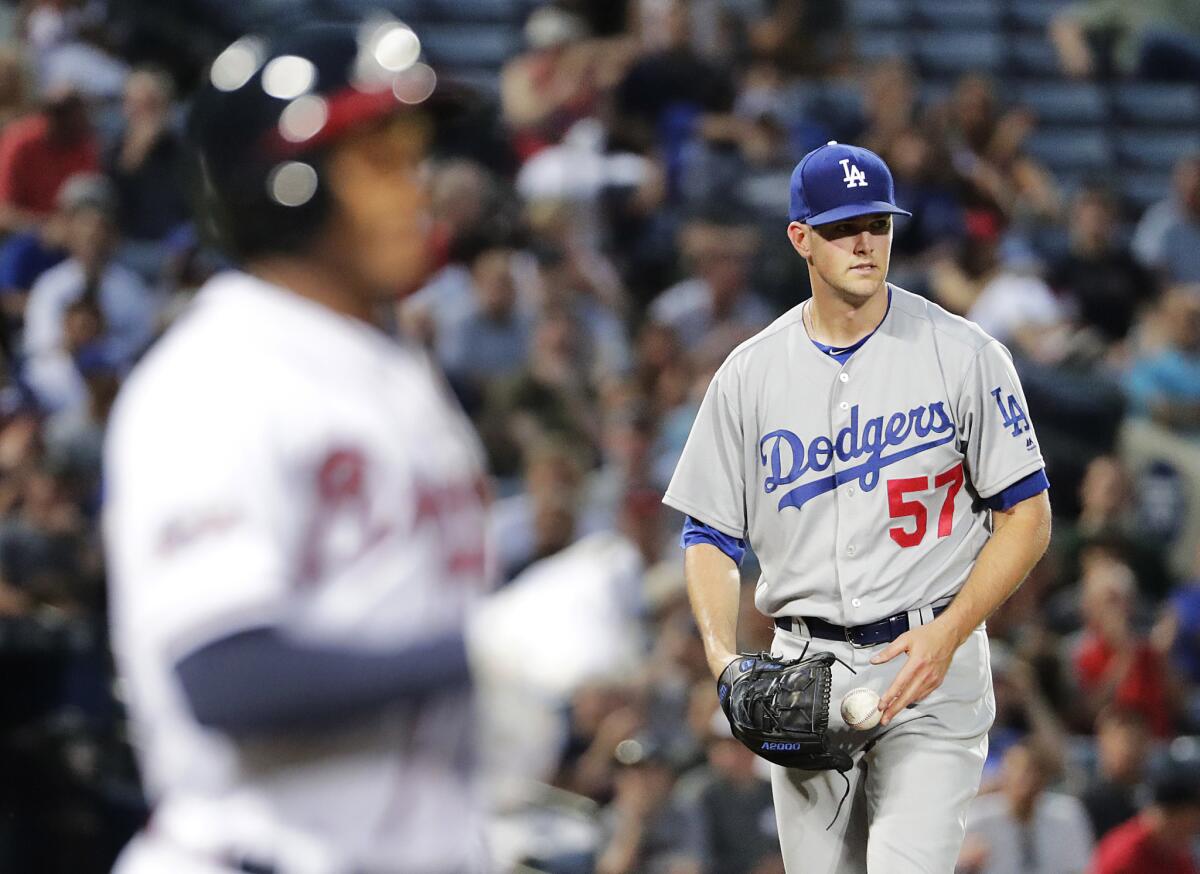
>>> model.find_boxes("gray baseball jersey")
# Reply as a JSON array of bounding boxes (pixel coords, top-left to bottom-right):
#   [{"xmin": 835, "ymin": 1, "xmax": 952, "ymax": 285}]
[{"xmin": 663, "ymin": 284, "xmax": 1045, "ymax": 624}]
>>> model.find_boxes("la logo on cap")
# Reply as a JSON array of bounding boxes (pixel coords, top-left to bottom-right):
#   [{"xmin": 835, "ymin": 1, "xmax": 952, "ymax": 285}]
[{"xmin": 830, "ymin": 143, "xmax": 868, "ymax": 189}]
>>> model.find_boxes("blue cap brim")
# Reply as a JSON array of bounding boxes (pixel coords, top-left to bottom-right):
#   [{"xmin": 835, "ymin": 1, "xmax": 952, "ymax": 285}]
[{"xmin": 801, "ymin": 202, "xmax": 912, "ymax": 226}]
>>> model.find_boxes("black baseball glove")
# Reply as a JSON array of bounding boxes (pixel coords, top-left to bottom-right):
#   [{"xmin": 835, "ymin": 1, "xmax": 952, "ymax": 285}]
[{"xmin": 717, "ymin": 651, "xmax": 853, "ymax": 772}]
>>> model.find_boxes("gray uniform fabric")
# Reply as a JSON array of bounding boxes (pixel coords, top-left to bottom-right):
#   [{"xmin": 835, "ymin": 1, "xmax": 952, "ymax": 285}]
[
  {"xmin": 768, "ymin": 622, "xmax": 993, "ymax": 874},
  {"xmin": 664, "ymin": 284, "xmax": 1045, "ymax": 873},
  {"xmin": 663, "ymin": 285, "xmax": 1045, "ymax": 623}
]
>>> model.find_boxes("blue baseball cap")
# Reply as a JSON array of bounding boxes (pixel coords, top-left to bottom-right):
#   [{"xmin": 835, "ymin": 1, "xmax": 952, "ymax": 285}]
[{"xmin": 788, "ymin": 141, "xmax": 912, "ymax": 226}]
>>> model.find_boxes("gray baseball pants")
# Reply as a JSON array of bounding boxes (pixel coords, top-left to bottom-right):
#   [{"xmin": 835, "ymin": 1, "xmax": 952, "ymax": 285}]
[{"xmin": 769, "ymin": 621, "xmax": 994, "ymax": 874}]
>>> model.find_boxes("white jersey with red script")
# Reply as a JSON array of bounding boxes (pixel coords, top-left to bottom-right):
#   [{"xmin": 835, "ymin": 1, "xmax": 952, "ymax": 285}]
[
  {"xmin": 663, "ymin": 284, "xmax": 1045, "ymax": 625},
  {"xmin": 104, "ymin": 271, "xmax": 491, "ymax": 874}
]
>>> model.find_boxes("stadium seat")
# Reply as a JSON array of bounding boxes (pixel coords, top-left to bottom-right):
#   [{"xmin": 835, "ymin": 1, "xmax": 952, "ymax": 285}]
[
  {"xmin": 911, "ymin": 0, "xmax": 1001, "ymax": 30},
  {"xmin": 855, "ymin": 30, "xmax": 913, "ymax": 62},
  {"xmin": 441, "ymin": 67, "xmax": 502, "ymax": 98},
  {"xmin": 1015, "ymin": 82, "xmax": 1108, "ymax": 125},
  {"xmin": 1116, "ymin": 130, "xmax": 1200, "ymax": 169},
  {"xmin": 1009, "ymin": 34, "xmax": 1062, "ymax": 76},
  {"xmin": 337, "ymin": 0, "xmax": 421, "ymax": 21},
  {"xmin": 418, "ymin": 24, "xmax": 524, "ymax": 68},
  {"xmin": 419, "ymin": 0, "xmax": 533, "ymax": 23},
  {"xmin": 1112, "ymin": 83, "xmax": 1200, "ymax": 127},
  {"xmin": 918, "ymin": 81, "xmax": 953, "ymax": 109},
  {"xmin": 847, "ymin": 0, "xmax": 910, "ymax": 28},
  {"xmin": 1008, "ymin": 0, "xmax": 1074, "ymax": 32},
  {"xmin": 914, "ymin": 31, "xmax": 1004, "ymax": 75},
  {"xmin": 1024, "ymin": 128, "xmax": 1114, "ymax": 172},
  {"xmin": 1120, "ymin": 170, "xmax": 1173, "ymax": 213}
]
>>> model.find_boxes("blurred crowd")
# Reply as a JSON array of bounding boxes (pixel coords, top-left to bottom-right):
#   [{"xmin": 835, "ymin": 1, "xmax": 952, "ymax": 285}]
[{"xmin": 0, "ymin": 0, "xmax": 1198, "ymax": 872}]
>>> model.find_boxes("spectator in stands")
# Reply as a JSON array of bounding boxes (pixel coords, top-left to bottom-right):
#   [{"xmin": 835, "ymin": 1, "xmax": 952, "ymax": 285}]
[
  {"xmin": 0, "ymin": 458, "xmax": 97, "ymax": 614},
  {"xmin": 436, "ymin": 238, "xmax": 534, "ymax": 394},
  {"xmin": 692, "ymin": 714, "xmax": 783, "ymax": 874},
  {"xmin": 1048, "ymin": 188, "xmax": 1158, "ymax": 343},
  {"xmin": 1072, "ymin": 551, "xmax": 1177, "ymax": 736},
  {"xmin": 1162, "ymin": 547, "xmax": 1200, "ymax": 692},
  {"xmin": 1088, "ymin": 762, "xmax": 1200, "ymax": 874},
  {"xmin": 0, "ymin": 186, "xmax": 70, "ymax": 358},
  {"xmin": 489, "ymin": 438, "xmax": 588, "ymax": 579},
  {"xmin": 23, "ymin": 0, "xmax": 128, "ymax": 99},
  {"xmin": 0, "ymin": 82, "xmax": 98, "ymax": 233},
  {"xmin": 501, "ymin": 6, "xmax": 634, "ymax": 162},
  {"xmin": 983, "ymin": 643, "xmax": 1068, "ymax": 788},
  {"xmin": 730, "ymin": 0, "xmax": 847, "ymax": 78},
  {"xmin": 1080, "ymin": 708, "xmax": 1151, "ymax": 841},
  {"xmin": 1124, "ymin": 291, "xmax": 1200, "ymax": 440},
  {"xmin": 426, "ymin": 159, "xmax": 499, "ymax": 269},
  {"xmin": 23, "ymin": 293, "xmax": 107, "ymax": 419},
  {"xmin": 477, "ymin": 302, "xmax": 598, "ymax": 486},
  {"xmin": 959, "ymin": 740, "xmax": 1094, "ymax": 874},
  {"xmin": 22, "ymin": 173, "xmax": 156, "ymax": 411},
  {"xmin": 532, "ymin": 241, "xmax": 630, "ymax": 383},
  {"xmin": 1051, "ymin": 456, "xmax": 1173, "ymax": 602},
  {"xmin": 0, "ymin": 44, "xmax": 32, "ymax": 130},
  {"xmin": 1132, "ymin": 154, "xmax": 1200, "ymax": 285},
  {"xmin": 557, "ymin": 683, "xmax": 645, "ymax": 803},
  {"xmin": 930, "ymin": 231, "xmax": 1065, "ymax": 358},
  {"xmin": 883, "ymin": 127, "xmax": 965, "ymax": 285},
  {"xmin": 648, "ymin": 221, "xmax": 772, "ymax": 348},
  {"xmin": 595, "ymin": 737, "xmax": 702, "ymax": 874},
  {"xmin": 586, "ymin": 398, "xmax": 658, "ymax": 532},
  {"xmin": 42, "ymin": 342, "xmax": 117, "ymax": 517},
  {"xmin": 859, "ymin": 59, "xmax": 921, "ymax": 157},
  {"xmin": 934, "ymin": 75, "xmax": 1061, "ymax": 228},
  {"xmin": 614, "ymin": 0, "xmax": 735, "ymax": 153},
  {"xmin": 103, "ymin": 66, "xmax": 189, "ymax": 247},
  {"xmin": 1050, "ymin": 0, "xmax": 1200, "ymax": 81}
]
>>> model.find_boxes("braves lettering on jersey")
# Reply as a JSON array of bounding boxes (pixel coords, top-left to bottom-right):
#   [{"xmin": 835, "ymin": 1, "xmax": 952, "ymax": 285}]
[
  {"xmin": 104, "ymin": 272, "xmax": 490, "ymax": 873},
  {"xmin": 663, "ymin": 285, "xmax": 1045, "ymax": 625}
]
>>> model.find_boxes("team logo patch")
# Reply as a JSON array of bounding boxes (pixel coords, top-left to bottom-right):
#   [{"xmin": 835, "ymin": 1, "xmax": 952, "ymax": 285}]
[
  {"xmin": 839, "ymin": 158, "xmax": 868, "ymax": 188},
  {"xmin": 759, "ymin": 401, "xmax": 955, "ymax": 511},
  {"xmin": 990, "ymin": 387, "xmax": 1030, "ymax": 437}
]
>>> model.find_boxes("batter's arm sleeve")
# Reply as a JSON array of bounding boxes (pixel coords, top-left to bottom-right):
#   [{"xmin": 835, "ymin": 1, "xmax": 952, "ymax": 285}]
[
  {"xmin": 662, "ymin": 364, "xmax": 748, "ymax": 539},
  {"xmin": 104, "ymin": 374, "xmax": 296, "ymax": 654},
  {"xmin": 175, "ymin": 624, "xmax": 470, "ymax": 737},
  {"xmin": 957, "ymin": 340, "xmax": 1048, "ymax": 501}
]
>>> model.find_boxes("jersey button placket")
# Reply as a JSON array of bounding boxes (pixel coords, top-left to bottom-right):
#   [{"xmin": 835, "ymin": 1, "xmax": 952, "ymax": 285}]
[{"xmin": 835, "ymin": 368, "xmax": 858, "ymax": 619}]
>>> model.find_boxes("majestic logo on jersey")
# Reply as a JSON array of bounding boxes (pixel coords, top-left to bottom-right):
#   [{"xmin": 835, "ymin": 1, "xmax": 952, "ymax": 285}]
[
  {"xmin": 759, "ymin": 402, "xmax": 955, "ymax": 511},
  {"xmin": 839, "ymin": 158, "xmax": 868, "ymax": 188},
  {"xmin": 990, "ymin": 387, "xmax": 1030, "ymax": 436}
]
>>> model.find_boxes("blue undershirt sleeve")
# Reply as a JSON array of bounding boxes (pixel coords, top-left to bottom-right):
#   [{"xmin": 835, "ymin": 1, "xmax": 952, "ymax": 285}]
[
  {"xmin": 681, "ymin": 515, "xmax": 747, "ymax": 565},
  {"xmin": 982, "ymin": 468, "xmax": 1050, "ymax": 511},
  {"xmin": 174, "ymin": 625, "xmax": 471, "ymax": 738}
]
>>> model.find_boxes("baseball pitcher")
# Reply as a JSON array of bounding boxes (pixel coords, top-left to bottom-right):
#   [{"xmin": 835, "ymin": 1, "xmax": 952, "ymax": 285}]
[{"xmin": 665, "ymin": 141, "xmax": 1052, "ymax": 873}]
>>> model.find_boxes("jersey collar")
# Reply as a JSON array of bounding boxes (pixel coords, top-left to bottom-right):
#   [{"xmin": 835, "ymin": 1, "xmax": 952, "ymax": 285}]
[{"xmin": 802, "ymin": 285, "xmax": 893, "ymax": 367}]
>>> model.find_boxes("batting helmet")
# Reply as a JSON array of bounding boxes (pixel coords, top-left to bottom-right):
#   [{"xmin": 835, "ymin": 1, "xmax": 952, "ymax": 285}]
[{"xmin": 188, "ymin": 18, "xmax": 458, "ymax": 261}]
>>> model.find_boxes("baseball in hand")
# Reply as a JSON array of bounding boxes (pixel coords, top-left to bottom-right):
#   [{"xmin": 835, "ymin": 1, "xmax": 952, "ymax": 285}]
[{"xmin": 840, "ymin": 687, "xmax": 882, "ymax": 731}]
